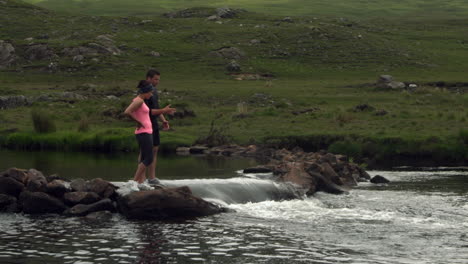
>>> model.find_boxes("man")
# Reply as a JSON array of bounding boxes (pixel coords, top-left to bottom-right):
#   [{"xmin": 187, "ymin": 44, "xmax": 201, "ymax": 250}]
[{"xmin": 144, "ymin": 69, "xmax": 176, "ymax": 184}]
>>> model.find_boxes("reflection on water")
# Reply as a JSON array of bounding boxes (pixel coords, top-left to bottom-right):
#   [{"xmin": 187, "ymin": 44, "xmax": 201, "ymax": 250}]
[{"xmin": 0, "ymin": 150, "xmax": 258, "ymax": 181}]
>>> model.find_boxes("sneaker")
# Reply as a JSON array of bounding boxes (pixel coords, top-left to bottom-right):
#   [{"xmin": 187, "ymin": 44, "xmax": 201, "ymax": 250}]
[
  {"xmin": 137, "ymin": 182, "xmax": 154, "ymax": 191},
  {"xmin": 147, "ymin": 178, "xmax": 161, "ymax": 185}
]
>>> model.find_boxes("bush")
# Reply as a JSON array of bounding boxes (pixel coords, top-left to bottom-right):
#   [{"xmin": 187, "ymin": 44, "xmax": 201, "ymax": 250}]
[
  {"xmin": 77, "ymin": 117, "xmax": 90, "ymax": 132},
  {"xmin": 328, "ymin": 140, "xmax": 362, "ymax": 159},
  {"xmin": 31, "ymin": 109, "xmax": 56, "ymax": 133}
]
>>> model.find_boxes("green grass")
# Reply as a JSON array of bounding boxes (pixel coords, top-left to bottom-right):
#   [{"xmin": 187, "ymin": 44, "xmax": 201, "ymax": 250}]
[
  {"xmin": 1, "ymin": 0, "xmax": 467, "ymax": 165},
  {"xmin": 24, "ymin": 0, "xmax": 468, "ymax": 18}
]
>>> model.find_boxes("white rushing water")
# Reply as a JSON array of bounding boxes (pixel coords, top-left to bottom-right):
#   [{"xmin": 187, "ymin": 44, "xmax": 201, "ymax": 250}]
[{"xmin": 1, "ymin": 169, "xmax": 467, "ymax": 264}]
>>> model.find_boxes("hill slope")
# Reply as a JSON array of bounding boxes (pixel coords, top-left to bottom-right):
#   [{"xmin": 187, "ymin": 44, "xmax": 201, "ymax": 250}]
[{"xmin": 24, "ymin": 0, "xmax": 468, "ymax": 18}]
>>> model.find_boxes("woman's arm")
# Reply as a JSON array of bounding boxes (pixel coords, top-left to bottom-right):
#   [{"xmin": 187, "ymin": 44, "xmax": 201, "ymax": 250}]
[{"xmin": 124, "ymin": 98, "xmax": 144, "ymax": 127}]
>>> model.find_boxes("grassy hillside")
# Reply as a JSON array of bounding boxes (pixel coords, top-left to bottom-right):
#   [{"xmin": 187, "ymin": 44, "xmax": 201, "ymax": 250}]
[
  {"xmin": 1, "ymin": 0, "xmax": 467, "ymax": 166},
  {"xmin": 24, "ymin": 0, "xmax": 468, "ymax": 18}
]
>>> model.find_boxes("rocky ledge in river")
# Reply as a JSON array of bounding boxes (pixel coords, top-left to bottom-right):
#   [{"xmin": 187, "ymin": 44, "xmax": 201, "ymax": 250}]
[
  {"xmin": 0, "ymin": 147, "xmax": 382, "ymax": 220},
  {"xmin": 0, "ymin": 167, "xmax": 224, "ymax": 220}
]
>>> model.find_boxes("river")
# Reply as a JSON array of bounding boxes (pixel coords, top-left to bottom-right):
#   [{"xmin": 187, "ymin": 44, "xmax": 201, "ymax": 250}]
[{"xmin": 0, "ymin": 150, "xmax": 467, "ymax": 264}]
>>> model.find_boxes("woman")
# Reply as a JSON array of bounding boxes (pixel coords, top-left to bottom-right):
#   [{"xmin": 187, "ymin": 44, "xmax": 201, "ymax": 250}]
[{"xmin": 124, "ymin": 80, "xmax": 154, "ymax": 184}]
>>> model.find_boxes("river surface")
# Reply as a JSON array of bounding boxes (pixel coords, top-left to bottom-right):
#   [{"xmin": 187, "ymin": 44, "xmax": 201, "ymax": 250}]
[{"xmin": 0, "ymin": 150, "xmax": 467, "ymax": 264}]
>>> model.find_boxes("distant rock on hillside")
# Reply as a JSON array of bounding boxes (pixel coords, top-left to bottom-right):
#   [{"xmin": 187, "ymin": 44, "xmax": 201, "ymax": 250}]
[{"xmin": 0, "ymin": 40, "xmax": 16, "ymax": 68}]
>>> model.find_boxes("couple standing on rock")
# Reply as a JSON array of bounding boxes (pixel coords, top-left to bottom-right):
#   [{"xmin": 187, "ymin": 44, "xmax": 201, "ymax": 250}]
[{"xmin": 124, "ymin": 69, "xmax": 176, "ymax": 185}]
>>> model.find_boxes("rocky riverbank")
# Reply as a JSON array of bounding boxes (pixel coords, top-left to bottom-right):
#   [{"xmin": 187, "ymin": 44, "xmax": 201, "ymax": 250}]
[{"xmin": 0, "ymin": 146, "xmax": 386, "ymax": 220}]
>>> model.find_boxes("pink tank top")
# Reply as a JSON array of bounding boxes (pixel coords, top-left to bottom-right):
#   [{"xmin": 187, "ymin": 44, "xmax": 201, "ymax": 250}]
[{"xmin": 132, "ymin": 98, "xmax": 153, "ymax": 135}]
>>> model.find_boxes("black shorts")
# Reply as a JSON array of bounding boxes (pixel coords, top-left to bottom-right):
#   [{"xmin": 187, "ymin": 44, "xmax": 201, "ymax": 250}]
[
  {"xmin": 136, "ymin": 133, "xmax": 153, "ymax": 166},
  {"xmin": 152, "ymin": 128, "xmax": 160, "ymax": 146}
]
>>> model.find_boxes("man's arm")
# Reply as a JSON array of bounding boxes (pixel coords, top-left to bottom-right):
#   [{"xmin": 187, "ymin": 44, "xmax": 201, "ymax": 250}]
[{"xmin": 150, "ymin": 104, "xmax": 176, "ymax": 116}]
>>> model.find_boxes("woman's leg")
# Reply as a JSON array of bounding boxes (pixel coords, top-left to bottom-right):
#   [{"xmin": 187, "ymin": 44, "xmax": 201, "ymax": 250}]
[
  {"xmin": 134, "ymin": 133, "xmax": 153, "ymax": 183},
  {"xmin": 133, "ymin": 162, "xmax": 147, "ymax": 183}
]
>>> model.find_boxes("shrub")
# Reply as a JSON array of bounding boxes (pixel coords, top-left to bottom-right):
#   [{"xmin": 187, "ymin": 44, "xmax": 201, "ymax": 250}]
[
  {"xmin": 77, "ymin": 116, "xmax": 90, "ymax": 132},
  {"xmin": 328, "ymin": 140, "xmax": 362, "ymax": 159},
  {"xmin": 31, "ymin": 109, "xmax": 56, "ymax": 133}
]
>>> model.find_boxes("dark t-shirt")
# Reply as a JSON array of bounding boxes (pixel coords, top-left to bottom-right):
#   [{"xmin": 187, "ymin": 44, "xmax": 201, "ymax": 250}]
[{"xmin": 144, "ymin": 87, "xmax": 160, "ymax": 130}]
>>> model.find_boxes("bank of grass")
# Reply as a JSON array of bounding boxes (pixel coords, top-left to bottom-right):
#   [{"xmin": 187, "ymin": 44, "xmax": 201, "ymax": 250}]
[{"xmin": 0, "ymin": 129, "xmax": 195, "ymax": 153}]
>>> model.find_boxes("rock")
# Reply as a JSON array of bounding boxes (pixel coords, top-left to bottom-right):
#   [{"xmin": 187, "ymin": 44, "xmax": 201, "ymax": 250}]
[
  {"xmin": 172, "ymin": 109, "xmax": 196, "ymax": 119},
  {"xmin": 378, "ymin": 75, "xmax": 393, "ymax": 83},
  {"xmin": 370, "ymin": 175, "xmax": 390, "ymax": 184},
  {"xmin": 189, "ymin": 146, "xmax": 209, "ymax": 154},
  {"xmin": 0, "ymin": 40, "xmax": 16, "ymax": 68},
  {"xmin": 176, "ymin": 147, "xmax": 191, "ymax": 155},
  {"xmin": 207, "ymin": 15, "xmax": 219, "ymax": 21},
  {"xmin": 1, "ymin": 167, "xmax": 28, "ymax": 184},
  {"xmin": 226, "ymin": 60, "xmax": 241, "ymax": 72},
  {"xmin": 243, "ymin": 166, "xmax": 273, "ymax": 174},
  {"xmin": 70, "ymin": 179, "xmax": 87, "ymax": 192},
  {"xmin": 20, "ymin": 191, "xmax": 67, "ymax": 214},
  {"xmin": 105, "ymin": 95, "xmax": 119, "ymax": 100},
  {"xmin": 376, "ymin": 75, "xmax": 406, "ymax": 90},
  {"xmin": 24, "ymin": 44, "xmax": 57, "ymax": 61},
  {"xmin": 149, "ymin": 51, "xmax": 160, "ymax": 57},
  {"xmin": 61, "ymin": 92, "xmax": 86, "ymax": 101},
  {"xmin": 0, "ymin": 194, "xmax": 19, "ymax": 213},
  {"xmin": 0, "ymin": 176, "xmax": 24, "ymax": 197},
  {"xmin": 375, "ymin": 109, "xmax": 388, "ymax": 116},
  {"xmin": 281, "ymin": 17, "xmax": 294, "ymax": 23},
  {"xmin": 280, "ymin": 162, "xmax": 317, "ymax": 195},
  {"xmin": 65, "ymin": 198, "xmax": 115, "ymax": 217},
  {"xmin": 46, "ymin": 180, "xmax": 70, "ymax": 197},
  {"xmin": 62, "ymin": 46, "xmax": 98, "ymax": 57},
  {"xmin": 25, "ymin": 169, "xmax": 48, "ymax": 192},
  {"xmin": 164, "ymin": 8, "xmax": 213, "ymax": 18},
  {"xmin": 63, "ymin": 191, "xmax": 101, "ymax": 205},
  {"xmin": 354, "ymin": 104, "xmax": 375, "ymax": 112},
  {"xmin": 216, "ymin": 7, "xmax": 238, "ymax": 18},
  {"xmin": 117, "ymin": 186, "xmax": 224, "ymax": 220},
  {"xmin": 210, "ymin": 47, "xmax": 246, "ymax": 60},
  {"xmin": 72, "ymin": 55, "xmax": 84, "ymax": 62},
  {"xmin": 84, "ymin": 210, "xmax": 113, "ymax": 221},
  {"xmin": 0, "ymin": 95, "xmax": 31, "ymax": 109},
  {"xmin": 87, "ymin": 43, "xmax": 121, "ymax": 56},
  {"xmin": 85, "ymin": 178, "xmax": 116, "ymax": 198}
]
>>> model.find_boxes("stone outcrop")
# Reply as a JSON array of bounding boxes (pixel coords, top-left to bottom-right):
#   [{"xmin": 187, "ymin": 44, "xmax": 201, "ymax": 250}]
[
  {"xmin": 0, "ymin": 40, "xmax": 16, "ymax": 68},
  {"xmin": 0, "ymin": 167, "xmax": 224, "ymax": 220},
  {"xmin": 376, "ymin": 75, "xmax": 406, "ymax": 90},
  {"xmin": 176, "ymin": 144, "xmax": 371, "ymax": 196},
  {"xmin": 118, "ymin": 186, "xmax": 224, "ymax": 220}
]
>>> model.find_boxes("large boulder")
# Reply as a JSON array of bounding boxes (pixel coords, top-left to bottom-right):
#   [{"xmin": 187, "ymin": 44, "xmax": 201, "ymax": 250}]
[
  {"xmin": 0, "ymin": 40, "xmax": 16, "ymax": 68},
  {"xmin": 85, "ymin": 178, "xmax": 116, "ymax": 198},
  {"xmin": 118, "ymin": 186, "xmax": 224, "ymax": 220},
  {"xmin": 25, "ymin": 169, "xmax": 48, "ymax": 192},
  {"xmin": 65, "ymin": 198, "xmax": 115, "ymax": 217},
  {"xmin": 0, "ymin": 95, "xmax": 31, "ymax": 109},
  {"xmin": 0, "ymin": 176, "xmax": 24, "ymax": 197},
  {"xmin": 46, "ymin": 180, "xmax": 70, "ymax": 197},
  {"xmin": 63, "ymin": 191, "xmax": 101, "ymax": 206},
  {"xmin": 24, "ymin": 44, "xmax": 58, "ymax": 61},
  {"xmin": 1, "ymin": 168, "xmax": 28, "ymax": 184},
  {"xmin": 280, "ymin": 162, "xmax": 317, "ymax": 195},
  {"xmin": 19, "ymin": 191, "xmax": 67, "ymax": 214},
  {"xmin": 0, "ymin": 194, "xmax": 20, "ymax": 213},
  {"xmin": 376, "ymin": 75, "xmax": 406, "ymax": 90}
]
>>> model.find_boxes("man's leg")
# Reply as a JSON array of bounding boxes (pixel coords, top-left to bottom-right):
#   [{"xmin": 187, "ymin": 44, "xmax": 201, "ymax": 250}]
[{"xmin": 147, "ymin": 145, "xmax": 159, "ymax": 180}]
